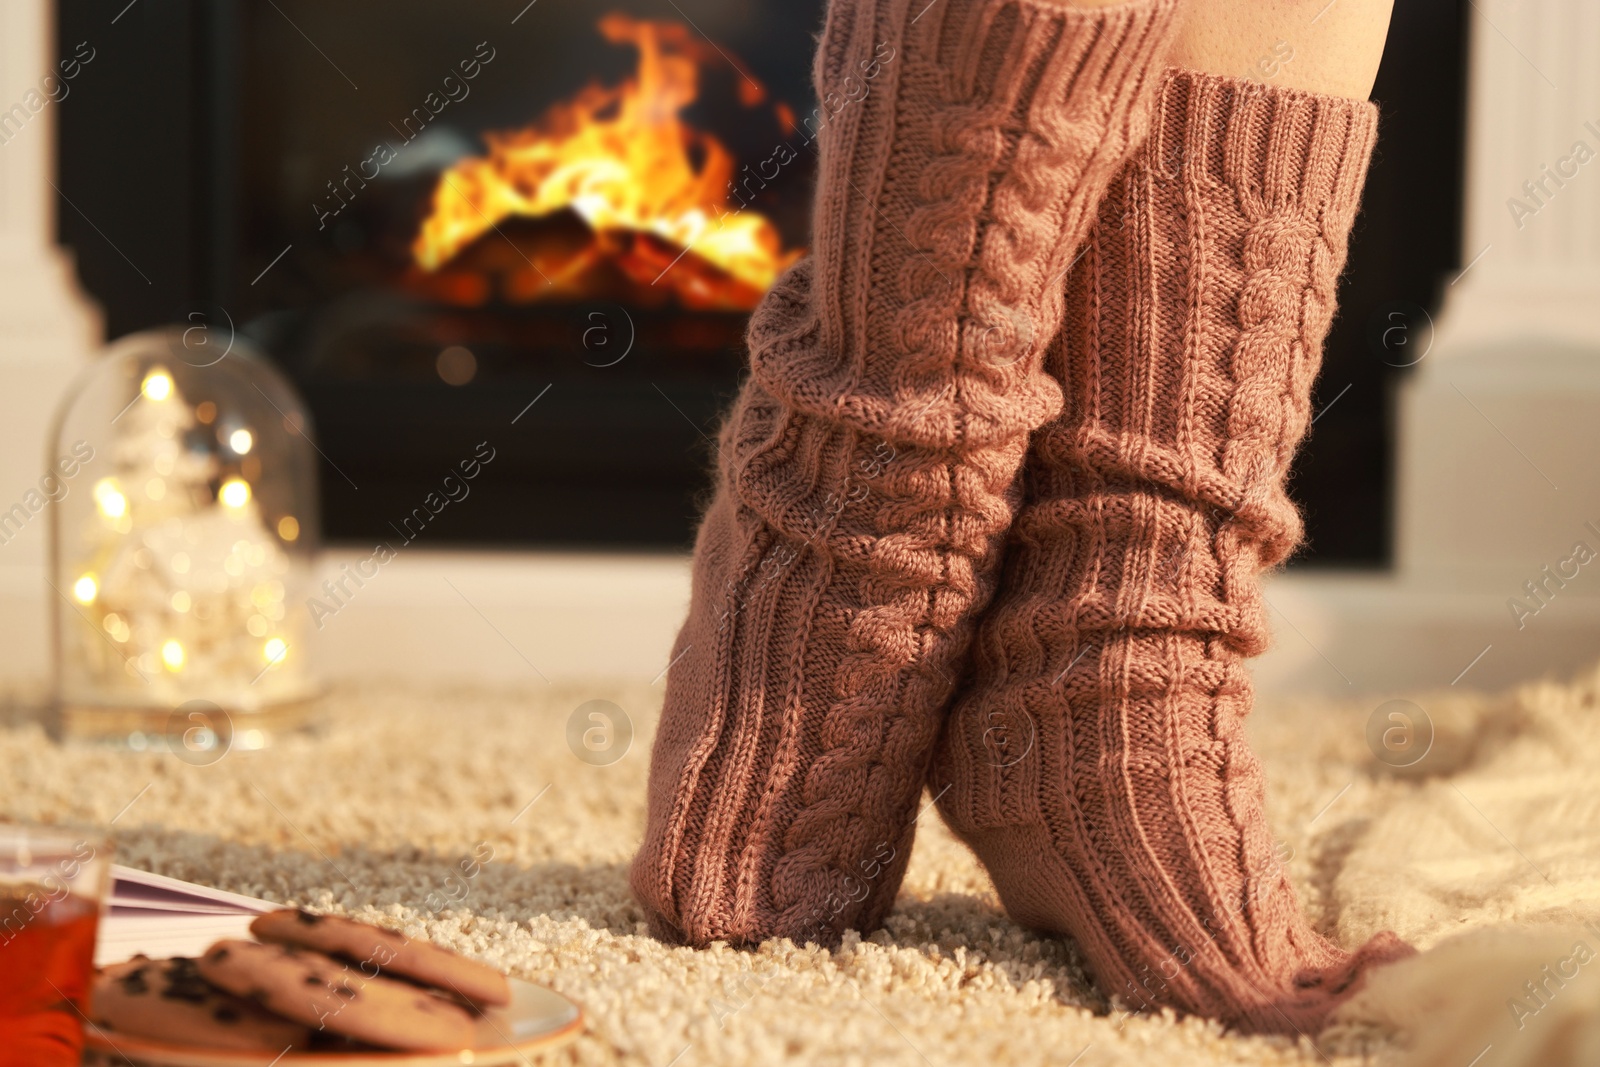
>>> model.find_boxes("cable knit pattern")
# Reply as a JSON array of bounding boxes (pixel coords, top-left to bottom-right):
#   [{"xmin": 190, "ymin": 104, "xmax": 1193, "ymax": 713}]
[
  {"xmin": 632, "ymin": 0, "xmax": 1182, "ymax": 950},
  {"xmin": 932, "ymin": 69, "xmax": 1414, "ymax": 1034}
]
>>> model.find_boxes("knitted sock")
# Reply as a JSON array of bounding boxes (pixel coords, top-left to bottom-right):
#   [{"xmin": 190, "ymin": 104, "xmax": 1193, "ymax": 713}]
[
  {"xmin": 931, "ymin": 69, "xmax": 1414, "ymax": 1033},
  {"xmin": 631, "ymin": 0, "xmax": 1183, "ymax": 949}
]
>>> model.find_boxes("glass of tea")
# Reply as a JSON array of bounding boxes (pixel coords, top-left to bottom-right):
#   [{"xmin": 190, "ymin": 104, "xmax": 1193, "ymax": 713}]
[{"xmin": 0, "ymin": 824, "xmax": 111, "ymax": 1067}]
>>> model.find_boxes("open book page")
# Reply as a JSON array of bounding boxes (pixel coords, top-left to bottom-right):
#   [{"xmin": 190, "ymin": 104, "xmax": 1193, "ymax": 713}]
[{"xmin": 96, "ymin": 865, "xmax": 279, "ymax": 966}]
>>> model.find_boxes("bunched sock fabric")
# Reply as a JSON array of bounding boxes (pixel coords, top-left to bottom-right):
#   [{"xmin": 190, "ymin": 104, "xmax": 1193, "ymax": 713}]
[
  {"xmin": 631, "ymin": 0, "xmax": 1183, "ymax": 949},
  {"xmin": 931, "ymin": 69, "xmax": 1415, "ymax": 1032}
]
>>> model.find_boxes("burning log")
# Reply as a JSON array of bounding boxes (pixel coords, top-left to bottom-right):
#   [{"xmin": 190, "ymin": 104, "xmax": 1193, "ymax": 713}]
[{"xmin": 411, "ymin": 14, "xmax": 800, "ymax": 311}]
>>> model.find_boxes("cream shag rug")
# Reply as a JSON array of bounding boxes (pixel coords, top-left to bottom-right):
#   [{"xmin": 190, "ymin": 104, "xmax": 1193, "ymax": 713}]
[{"xmin": 6, "ymin": 664, "xmax": 1600, "ymax": 1067}]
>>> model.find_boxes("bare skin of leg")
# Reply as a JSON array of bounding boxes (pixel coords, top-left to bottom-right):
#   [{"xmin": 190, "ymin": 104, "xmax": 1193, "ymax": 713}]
[{"xmin": 1169, "ymin": 0, "xmax": 1395, "ymax": 100}]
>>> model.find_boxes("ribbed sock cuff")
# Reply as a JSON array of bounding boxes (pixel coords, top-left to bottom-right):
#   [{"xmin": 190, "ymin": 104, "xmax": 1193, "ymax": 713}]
[{"xmin": 1149, "ymin": 68, "xmax": 1379, "ymax": 227}]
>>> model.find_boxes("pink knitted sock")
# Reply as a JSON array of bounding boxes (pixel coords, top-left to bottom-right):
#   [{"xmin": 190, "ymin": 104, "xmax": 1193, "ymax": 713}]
[
  {"xmin": 932, "ymin": 69, "xmax": 1414, "ymax": 1033},
  {"xmin": 631, "ymin": 0, "xmax": 1183, "ymax": 948}
]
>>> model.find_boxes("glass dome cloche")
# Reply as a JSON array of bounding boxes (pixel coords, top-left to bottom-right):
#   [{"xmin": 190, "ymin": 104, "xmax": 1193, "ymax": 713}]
[{"xmin": 48, "ymin": 327, "xmax": 321, "ymax": 748}]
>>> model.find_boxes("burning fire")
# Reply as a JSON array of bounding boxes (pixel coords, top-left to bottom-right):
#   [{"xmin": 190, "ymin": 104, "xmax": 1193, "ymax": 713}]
[{"xmin": 411, "ymin": 14, "xmax": 801, "ymax": 310}]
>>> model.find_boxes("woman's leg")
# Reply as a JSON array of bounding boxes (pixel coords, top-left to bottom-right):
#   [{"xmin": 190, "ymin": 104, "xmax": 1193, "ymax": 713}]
[
  {"xmin": 932, "ymin": 59, "xmax": 1412, "ymax": 1034},
  {"xmin": 1171, "ymin": 0, "xmax": 1394, "ymax": 100},
  {"xmin": 630, "ymin": 0, "xmax": 1186, "ymax": 949}
]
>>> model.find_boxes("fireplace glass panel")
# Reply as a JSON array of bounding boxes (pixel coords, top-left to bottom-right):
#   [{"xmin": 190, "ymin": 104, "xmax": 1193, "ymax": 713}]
[{"xmin": 238, "ymin": 0, "xmax": 825, "ymax": 547}]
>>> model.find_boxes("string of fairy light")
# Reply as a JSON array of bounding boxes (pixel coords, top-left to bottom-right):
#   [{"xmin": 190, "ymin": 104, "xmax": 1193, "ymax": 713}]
[{"xmin": 68, "ymin": 366, "xmax": 299, "ymax": 684}]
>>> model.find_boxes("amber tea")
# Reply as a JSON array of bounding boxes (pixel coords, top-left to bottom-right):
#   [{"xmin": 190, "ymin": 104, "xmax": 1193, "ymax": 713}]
[{"xmin": 0, "ymin": 830, "xmax": 108, "ymax": 1067}]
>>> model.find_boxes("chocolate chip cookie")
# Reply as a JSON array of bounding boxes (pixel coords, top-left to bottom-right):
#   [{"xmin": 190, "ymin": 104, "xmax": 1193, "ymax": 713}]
[
  {"xmin": 251, "ymin": 908, "xmax": 510, "ymax": 1008},
  {"xmin": 91, "ymin": 956, "xmax": 312, "ymax": 1052},
  {"xmin": 196, "ymin": 939, "xmax": 477, "ymax": 1051}
]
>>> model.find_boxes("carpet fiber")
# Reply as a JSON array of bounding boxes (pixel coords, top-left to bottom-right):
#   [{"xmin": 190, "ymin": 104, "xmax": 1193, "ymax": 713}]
[{"xmin": 6, "ymin": 664, "xmax": 1600, "ymax": 1066}]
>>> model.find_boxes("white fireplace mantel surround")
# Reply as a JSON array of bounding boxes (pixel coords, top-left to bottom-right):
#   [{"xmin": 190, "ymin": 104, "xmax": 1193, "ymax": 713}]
[
  {"xmin": 1, "ymin": 0, "xmax": 1598, "ymax": 699},
  {"xmin": 0, "ymin": 0, "xmax": 103, "ymax": 674}
]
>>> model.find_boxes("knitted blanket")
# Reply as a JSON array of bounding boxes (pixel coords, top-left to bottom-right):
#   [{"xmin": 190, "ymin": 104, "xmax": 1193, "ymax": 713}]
[{"xmin": 5, "ymin": 666, "xmax": 1598, "ymax": 1066}]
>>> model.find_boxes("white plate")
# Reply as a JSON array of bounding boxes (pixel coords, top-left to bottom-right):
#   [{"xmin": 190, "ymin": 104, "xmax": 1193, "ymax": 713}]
[{"xmin": 84, "ymin": 978, "xmax": 584, "ymax": 1066}]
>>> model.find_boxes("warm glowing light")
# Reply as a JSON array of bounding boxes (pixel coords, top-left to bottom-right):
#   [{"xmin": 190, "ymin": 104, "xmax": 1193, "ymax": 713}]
[
  {"xmin": 262, "ymin": 638, "xmax": 288, "ymax": 665},
  {"xmin": 93, "ymin": 478, "xmax": 128, "ymax": 519},
  {"xmin": 195, "ymin": 401, "xmax": 217, "ymax": 424},
  {"xmin": 73, "ymin": 574, "xmax": 98, "ymax": 604},
  {"xmin": 436, "ymin": 346, "xmax": 477, "ymax": 386},
  {"xmin": 161, "ymin": 639, "xmax": 186, "ymax": 671},
  {"xmin": 145, "ymin": 477, "xmax": 166, "ymax": 501},
  {"xmin": 411, "ymin": 14, "xmax": 800, "ymax": 310},
  {"xmin": 247, "ymin": 614, "xmax": 270, "ymax": 637},
  {"xmin": 229, "ymin": 429, "xmax": 254, "ymax": 454},
  {"xmin": 220, "ymin": 478, "xmax": 251, "ymax": 509},
  {"xmin": 141, "ymin": 369, "xmax": 174, "ymax": 401},
  {"xmin": 277, "ymin": 516, "xmax": 300, "ymax": 541},
  {"xmin": 171, "ymin": 591, "xmax": 192, "ymax": 612}
]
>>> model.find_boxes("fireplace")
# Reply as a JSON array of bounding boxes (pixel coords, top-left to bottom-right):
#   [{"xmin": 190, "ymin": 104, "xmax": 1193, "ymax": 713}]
[
  {"xmin": 240, "ymin": 1, "xmax": 826, "ymax": 548},
  {"xmin": 61, "ymin": 0, "xmax": 823, "ymax": 548},
  {"xmin": 56, "ymin": 0, "xmax": 1466, "ymax": 561}
]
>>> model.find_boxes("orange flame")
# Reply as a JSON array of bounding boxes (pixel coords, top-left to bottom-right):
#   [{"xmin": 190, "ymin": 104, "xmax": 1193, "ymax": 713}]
[{"xmin": 411, "ymin": 14, "xmax": 800, "ymax": 310}]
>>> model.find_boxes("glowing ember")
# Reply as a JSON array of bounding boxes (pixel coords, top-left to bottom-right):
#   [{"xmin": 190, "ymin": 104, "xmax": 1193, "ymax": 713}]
[{"xmin": 411, "ymin": 14, "xmax": 801, "ymax": 310}]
